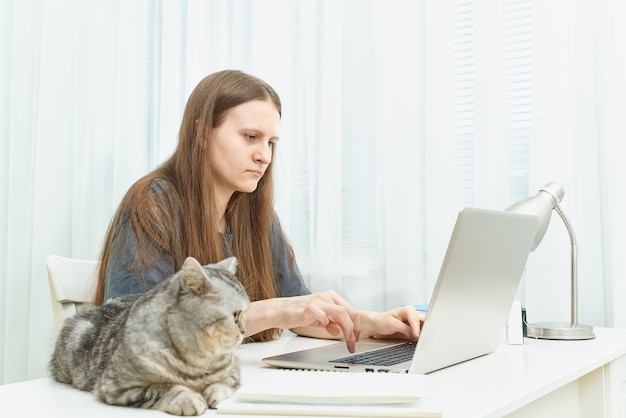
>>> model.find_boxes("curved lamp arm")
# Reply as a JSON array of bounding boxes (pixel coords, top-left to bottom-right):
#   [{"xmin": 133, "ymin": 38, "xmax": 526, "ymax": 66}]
[{"xmin": 554, "ymin": 204, "xmax": 578, "ymax": 326}]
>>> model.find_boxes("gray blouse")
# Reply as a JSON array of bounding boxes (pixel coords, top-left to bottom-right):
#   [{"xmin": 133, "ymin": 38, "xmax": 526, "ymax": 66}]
[{"xmin": 103, "ymin": 183, "xmax": 310, "ymax": 300}]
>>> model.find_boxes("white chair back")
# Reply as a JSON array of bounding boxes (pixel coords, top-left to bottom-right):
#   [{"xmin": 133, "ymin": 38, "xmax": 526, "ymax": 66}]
[{"xmin": 46, "ymin": 254, "xmax": 99, "ymax": 333}]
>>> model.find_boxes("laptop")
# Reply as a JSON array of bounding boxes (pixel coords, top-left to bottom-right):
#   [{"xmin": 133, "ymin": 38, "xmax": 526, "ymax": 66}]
[{"xmin": 263, "ymin": 207, "xmax": 539, "ymax": 374}]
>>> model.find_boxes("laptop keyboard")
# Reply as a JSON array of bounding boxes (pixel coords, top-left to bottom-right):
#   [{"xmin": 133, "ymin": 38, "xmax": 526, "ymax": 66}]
[{"xmin": 329, "ymin": 342, "xmax": 416, "ymax": 366}]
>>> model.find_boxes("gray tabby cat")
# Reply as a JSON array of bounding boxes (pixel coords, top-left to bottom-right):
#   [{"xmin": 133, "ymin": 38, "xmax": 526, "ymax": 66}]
[{"xmin": 50, "ymin": 256, "xmax": 249, "ymax": 416}]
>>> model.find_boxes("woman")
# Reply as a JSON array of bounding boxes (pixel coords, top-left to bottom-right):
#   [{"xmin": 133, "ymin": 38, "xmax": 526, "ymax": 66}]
[{"xmin": 93, "ymin": 69, "xmax": 423, "ymax": 352}]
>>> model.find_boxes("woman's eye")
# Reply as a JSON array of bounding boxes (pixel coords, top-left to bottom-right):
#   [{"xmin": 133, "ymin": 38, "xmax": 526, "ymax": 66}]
[{"xmin": 245, "ymin": 134, "xmax": 256, "ymax": 141}]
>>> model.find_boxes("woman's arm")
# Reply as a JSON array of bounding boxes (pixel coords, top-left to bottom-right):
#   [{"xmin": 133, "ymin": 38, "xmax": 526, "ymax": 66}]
[
  {"xmin": 103, "ymin": 215, "xmax": 176, "ymax": 300},
  {"xmin": 243, "ymin": 294, "xmax": 425, "ymax": 352}
]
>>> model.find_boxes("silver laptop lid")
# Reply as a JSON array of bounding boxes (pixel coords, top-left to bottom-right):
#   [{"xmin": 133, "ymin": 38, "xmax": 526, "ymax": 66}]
[{"xmin": 408, "ymin": 207, "xmax": 538, "ymax": 373}]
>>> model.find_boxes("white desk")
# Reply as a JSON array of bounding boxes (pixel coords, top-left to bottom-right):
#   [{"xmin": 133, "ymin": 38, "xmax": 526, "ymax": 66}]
[{"xmin": 1, "ymin": 327, "xmax": 625, "ymax": 417}]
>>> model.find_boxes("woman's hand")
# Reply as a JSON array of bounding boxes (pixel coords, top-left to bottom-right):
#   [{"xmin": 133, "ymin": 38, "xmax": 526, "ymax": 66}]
[
  {"xmin": 360, "ymin": 306, "xmax": 425, "ymax": 341},
  {"xmin": 245, "ymin": 291, "xmax": 362, "ymax": 352}
]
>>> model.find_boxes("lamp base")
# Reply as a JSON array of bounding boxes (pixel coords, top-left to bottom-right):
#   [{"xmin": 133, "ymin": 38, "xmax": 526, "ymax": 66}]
[{"xmin": 527, "ymin": 321, "xmax": 595, "ymax": 340}]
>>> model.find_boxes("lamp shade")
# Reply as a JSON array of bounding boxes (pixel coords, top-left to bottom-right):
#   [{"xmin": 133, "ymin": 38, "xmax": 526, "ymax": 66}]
[{"xmin": 505, "ymin": 182, "xmax": 564, "ymax": 251}]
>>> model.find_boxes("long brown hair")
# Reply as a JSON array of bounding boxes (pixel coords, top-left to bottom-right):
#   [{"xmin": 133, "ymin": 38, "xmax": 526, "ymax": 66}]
[{"xmin": 94, "ymin": 70, "xmax": 283, "ymax": 341}]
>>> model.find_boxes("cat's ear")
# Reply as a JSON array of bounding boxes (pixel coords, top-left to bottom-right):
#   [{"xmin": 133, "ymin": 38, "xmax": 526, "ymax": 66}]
[
  {"xmin": 181, "ymin": 257, "xmax": 212, "ymax": 296},
  {"xmin": 216, "ymin": 257, "xmax": 238, "ymax": 275}
]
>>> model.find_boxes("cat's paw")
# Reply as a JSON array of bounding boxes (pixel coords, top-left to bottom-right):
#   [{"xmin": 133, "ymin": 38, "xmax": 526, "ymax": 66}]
[
  {"xmin": 165, "ymin": 390, "xmax": 207, "ymax": 416},
  {"xmin": 203, "ymin": 382, "xmax": 236, "ymax": 409}
]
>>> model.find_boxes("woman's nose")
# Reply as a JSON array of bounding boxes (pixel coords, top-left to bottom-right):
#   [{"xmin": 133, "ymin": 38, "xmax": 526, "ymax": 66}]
[{"xmin": 254, "ymin": 143, "xmax": 272, "ymax": 164}]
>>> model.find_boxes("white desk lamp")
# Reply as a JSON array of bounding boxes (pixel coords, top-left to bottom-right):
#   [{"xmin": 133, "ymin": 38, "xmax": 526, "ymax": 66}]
[{"xmin": 506, "ymin": 182, "xmax": 595, "ymax": 340}]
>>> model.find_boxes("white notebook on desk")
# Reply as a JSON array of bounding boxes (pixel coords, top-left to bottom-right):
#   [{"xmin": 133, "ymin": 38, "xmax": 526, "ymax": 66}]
[
  {"xmin": 217, "ymin": 369, "xmax": 442, "ymax": 417},
  {"xmin": 234, "ymin": 369, "xmax": 425, "ymax": 405}
]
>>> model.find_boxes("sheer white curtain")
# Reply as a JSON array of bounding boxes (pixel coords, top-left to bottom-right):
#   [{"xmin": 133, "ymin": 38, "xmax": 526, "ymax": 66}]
[
  {"xmin": 595, "ymin": 0, "xmax": 626, "ymax": 329},
  {"xmin": 424, "ymin": 0, "xmax": 625, "ymax": 329},
  {"xmin": 1, "ymin": 0, "xmax": 153, "ymax": 384},
  {"xmin": 1, "ymin": 0, "xmax": 624, "ymax": 385}
]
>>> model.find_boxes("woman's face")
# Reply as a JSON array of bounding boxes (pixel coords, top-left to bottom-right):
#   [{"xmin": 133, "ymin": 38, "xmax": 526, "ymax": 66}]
[{"xmin": 208, "ymin": 99, "xmax": 280, "ymax": 203}]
